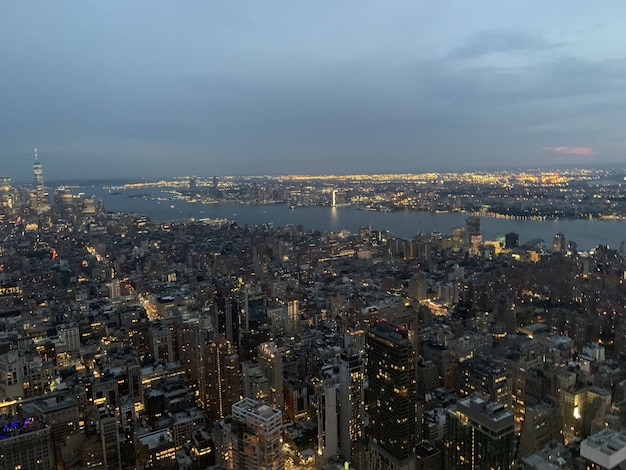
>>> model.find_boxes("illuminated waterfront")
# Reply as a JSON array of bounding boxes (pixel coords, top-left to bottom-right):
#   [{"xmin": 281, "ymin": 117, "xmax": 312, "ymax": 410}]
[{"xmin": 86, "ymin": 186, "xmax": 626, "ymax": 251}]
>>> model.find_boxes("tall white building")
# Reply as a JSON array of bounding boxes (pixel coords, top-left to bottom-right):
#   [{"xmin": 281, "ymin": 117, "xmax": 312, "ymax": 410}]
[
  {"xmin": 227, "ymin": 398, "xmax": 283, "ymax": 470},
  {"xmin": 317, "ymin": 376, "xmax": 339, "ymax": 462}
]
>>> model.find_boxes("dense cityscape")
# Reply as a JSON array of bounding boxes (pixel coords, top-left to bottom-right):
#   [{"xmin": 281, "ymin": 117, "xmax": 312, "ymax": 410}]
[
  {"xmin": 0, "ymin": 158, "xmax": 624, "ymax": 469},
  {"xmin": 115, "ymin": 169, "xmax": 626, "ymax": 221}
]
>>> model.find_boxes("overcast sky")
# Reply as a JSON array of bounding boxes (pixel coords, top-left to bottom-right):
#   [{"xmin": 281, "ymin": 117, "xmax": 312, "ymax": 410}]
[{"xmin": 2, "ymin": 1, "xmax": 626, "ymax": 181}]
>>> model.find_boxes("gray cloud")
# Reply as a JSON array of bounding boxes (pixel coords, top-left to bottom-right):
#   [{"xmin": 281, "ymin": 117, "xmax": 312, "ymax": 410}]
[
  {"xmin": 449, "ymin": 30, "xmax": 564, "ymax": 59},
  {"xmin": 2, "ymin": 2, "xmax": 626, "ymax": 180}
]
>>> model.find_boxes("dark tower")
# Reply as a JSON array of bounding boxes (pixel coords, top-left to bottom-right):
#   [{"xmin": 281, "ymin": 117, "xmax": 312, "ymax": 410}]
[{"xmin": 366, "ymin": 319, "xmax": 418, "ymax": 467}]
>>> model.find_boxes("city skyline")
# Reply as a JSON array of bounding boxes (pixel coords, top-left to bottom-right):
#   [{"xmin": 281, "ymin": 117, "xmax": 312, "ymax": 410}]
[{"xmin": 2, "ymin": 2, "xmax": 626, "ymax": 180}]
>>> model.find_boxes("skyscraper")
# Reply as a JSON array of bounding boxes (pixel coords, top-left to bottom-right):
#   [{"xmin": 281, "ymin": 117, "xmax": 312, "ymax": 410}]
[
  {"xmin": 552, "ymin": 232, "xmax": 567, "ymax": 253},
  {"xmin": 445, "ymin": 394, "xmax": 515, "ymax": 469},
  {"xmin": 202, "ymin": 334, "xmax": 241, "ymax": 424},
  {"xmin": 258, "ymin": 341, "xmax": 284, "ymax": 410},
  {"xmin": 339, "ymin": 350, "xmax": 365, "ymax": 464},
  {"xmin": 366, "ymin": 319, "xmax": 418, "ymax": 468},
  {"xmin": 32, "ymin": 148, "xmax": 48, "ymax": 213},
  {"xmin": 466, "ymin": 216, "xmax": 481, "ymax": 250},
  {"xmin": 227, "ymin": 398, "xmax": 283, "ymax": 470}
]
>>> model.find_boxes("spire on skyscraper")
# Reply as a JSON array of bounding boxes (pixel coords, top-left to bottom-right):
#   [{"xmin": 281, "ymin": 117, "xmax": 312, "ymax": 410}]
[{"xmin": 32, "ymin": 147, "xmax": 48, "ymax": 213}]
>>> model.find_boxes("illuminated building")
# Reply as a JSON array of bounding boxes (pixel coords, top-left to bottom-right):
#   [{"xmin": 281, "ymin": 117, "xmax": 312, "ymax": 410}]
[
  {"xmin": 366, "ymin": 319, "xmax": 418, "ymax": 469},
  {"xmin": 203, "ymin": 335, "xmax": 241, "ymax": 424},
  {"xmin": 0, "ymin": 416, "xmax": 55, "ymax": 470},
  {"xmin": 135, "ymin": 428, "xmax": 176, "ymax": 469},
  {"xmin": 287, "ymin": 299, "xmax": 301, "ymax": 337},
  {"xmin": 560, "ymin": 386, "xmax": 611, "ymax": 444},
  {"xmin": 445, "ymin": 394, "xmax": 514, "ymax": 470},
  {"xmin": 227, "ymin": 398, "xmax": 283, "ymax": 470},
  {"xmin": 284, "ymin": 376, "xmax": 309, "ymax": 422},
  {"xmin": 32, "ymin": 148, "xmax": 49, "ymax": 214},
  {"xmin": 258, "ymin": 341, "xmax": 283, "ymax": 409},
  {"xmin": 457, "ymin": 355, "xmax": 510, "ymax": 406},
  {"xmin": 465, "ymin": 216, "xmax": 482, "ymax": 250},
  {"xmin": 339, "ymin": 350, "xmax": 365, "ymax": 464}
]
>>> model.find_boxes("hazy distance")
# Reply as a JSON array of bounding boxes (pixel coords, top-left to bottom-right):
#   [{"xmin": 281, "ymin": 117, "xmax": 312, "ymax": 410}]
[{"xmin": 2, "ymin": 1, "xmax": 626, "ymax": 181}]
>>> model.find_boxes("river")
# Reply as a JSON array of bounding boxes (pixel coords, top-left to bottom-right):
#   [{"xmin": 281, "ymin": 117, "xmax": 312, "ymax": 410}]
[{"xmin": 80, "ymin": 186, "xmax": 626, "ymax": 251}]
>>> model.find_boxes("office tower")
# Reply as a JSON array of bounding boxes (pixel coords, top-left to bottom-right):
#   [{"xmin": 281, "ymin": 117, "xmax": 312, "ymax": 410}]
[
  {"xmin": 445, "ymin": 394, "xmax": 515, "ymax": 470},
  {"xmin": 367, "ymin": 319, "xmax": 418, "ymax": 468},
  {"xmin": 242, "ymin": 361, "xmax": 270, "ymax": 403},
  {"xmin": 227, "ymin": 398, "xmax": 283, "ymax": 470},
  {"xmin": 466, "ymin": 216, "xmax": 482, "ymax": 249},
  {"xmin": 32, "ymin": 148, "xmax": 48, "ymax": 213},
  {"xmin": 287, "ymin": 299, "xmax": 301, "ymax": 337},
  {"xmin": 150, "ymin": 322, "xmax": 174, "ymax": 362},
  {"xmin": 339, "ymin": 350, "xmax": 365, "ymax": 463},
  {"xmin": 553, "ymin": 232, "xmax": 567, "ymax": 253},
  {"xmin": 407, "ymin": 273, "xmax": 428, "ymax": 301},
  {"xmin": 457, "ymin": 355, "xmax": 510, "ymax": 406},
  {"xmin": 215, "ymin": 295, "xmax": 238, "ymax": 345},
  {"xmin": 203, "ymin": 334, "xmax": 241, "ymax": 424},
  {"xmin": 0, "ymin": 416, "xmax": 55, "ymax": 470},
  {"xmin": 179, "ymin": 315, "xmax": 215, "ymax": 388},
  {"xmin": 505, "ymin": 232, "xmax": 519, "ymax": 249},
  {"xmin": 99, "ymin": 406, "xmax": 122, "ymax": 470},
  {"xmin": 267, "ymin": 303, "xmax": 287, "ymax": 338},
  {"xmin": 258, "ymin": 341, "xmax": 284, "ymax": 410},
  {"xmin": 316, "ymin": 375, "xmax": 339, "ymax": 462}
]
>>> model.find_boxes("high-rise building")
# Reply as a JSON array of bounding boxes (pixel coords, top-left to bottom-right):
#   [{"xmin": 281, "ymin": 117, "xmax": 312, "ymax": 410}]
[
  {"xmin": 505, "ymin": 232, "xmax": 519, "ymax": 249},
  {"xmin": 203, "ymin": 335, "xmax": 241, "ymax": 424},
  {"xmin": 457, "ymin": 355, "xmax": 510, "ymax": 406},
  {"xmin": 466, "ymin": 216, "xmax": 482, "ymax": 250},
  {"xmin": 242, "ymin": 361, "xmax": 270, "ymax": 403},
  {"xmin": 212, "ymin": 176, "xmax": 219, "ymax": 197},
  {"xmin": 552, "ymin": 232, "xmax": 567, "ymax": 253},
  {"xmin": 366, "ymin": 319, "xmax": 418, "ymax": 468},
  {"xmin": 287, "ymin": 299, "xmax": 301, "ymax": 337},
  {"xmin": 339, "ymin": 350, "xmax": 365, "ymax": 464},
  {"xmin": 315, "ymin": 373, "xmax": 339, "ymax": 462},
  {"xmin": 32, "ymin": 148, "xmax": 48, "ymax": 213},
  {"xmin": 445, "ymin": 394, "xmax": 515, "ymax": 469},
  {"xmin": 227, "ymin": 398, "xmax": 283, "ymax": 470},
  {"xmin": 99, "ymin": 406, "xmax": 122, "ymax": 470},
  {"xmin": 258, "ymin": 341, "xmax": 284, "ymax": 410}
]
